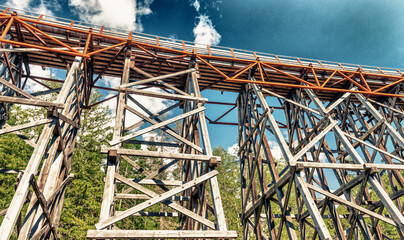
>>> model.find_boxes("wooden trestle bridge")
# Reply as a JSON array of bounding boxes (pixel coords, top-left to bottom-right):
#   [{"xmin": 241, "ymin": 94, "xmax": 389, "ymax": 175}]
[{"xmin": 1, "ymin": 6, "xmax": 404, "ymax": 240}]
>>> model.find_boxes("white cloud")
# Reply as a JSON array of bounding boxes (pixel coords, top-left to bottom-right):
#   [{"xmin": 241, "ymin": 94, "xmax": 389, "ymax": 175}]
[
  {"xmin": 5, "ymin": 0, "xmax": 30, "ymax": 10},
  {"xmin": 268, "ymin": 140, "xmax": 283, "ymax": 161},
  {"xmin": 125, "ymin": 88, "xmax": 172, "ymax": 129},
  {"xmin": 34, "ymin": 2, "xmax": 54, "ymax": 16},
  {"xmin": 68, "ymin": 0, "xmax": 153, "ymax": 32},
  {"xmin": 24, "ymin": 65, "xmax": 52, "ymax": 93},
  {"xmin": 101, "ymin": 93, "xmax": 118, "ymax": 127},
  {"xmin": 228, "ymin": 140, "xmax": 285, "ymax": 160},
  {"xmin": 191, "ymin": 0, "xmax": 200, "ymax": 12},
  {"xmin": 305, "ymin": 152, "xmax": 327, "ymax": 162},
  {"xmin": 102, "ymin": 87, "xmax": 172, "ymax": 130},
  {"xmin": 193, "ymin": 15, "xmax": 221, "ymax": 46},
  {"xmin": 6, "ymin": 0, "xmax": 54, "ymax": 16},
  {"xmin": 99, "ymin": 75, "xmax": 121, "ymax": 89},
  {"xmin": 228, "ymin": 140, "xmax": 284, "ymax": 160},
  {"xmin": 228, "ymin": 143, "xmax": 238, "ymax": 156}
]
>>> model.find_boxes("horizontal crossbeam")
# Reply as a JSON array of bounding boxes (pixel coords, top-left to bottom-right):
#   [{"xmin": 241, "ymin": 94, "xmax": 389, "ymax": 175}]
[
  {"xmin": 87, "ymin": 230, "xmax": 238, "ymax": 239},
  {"xmin": 101, "ymin": 148, "xmax": 220, "ymax": 162}
]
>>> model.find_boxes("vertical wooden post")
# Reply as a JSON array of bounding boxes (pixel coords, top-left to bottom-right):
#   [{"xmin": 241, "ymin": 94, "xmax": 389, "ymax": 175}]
[{"xmin": 99, "ymin": 51, "xmax": 131, "ymax": 223}]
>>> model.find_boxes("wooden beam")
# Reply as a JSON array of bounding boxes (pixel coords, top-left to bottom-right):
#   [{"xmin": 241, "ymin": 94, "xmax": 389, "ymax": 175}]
[
  {"xmin": 87, "ymin": 230, "xmax": 238, "ymax": 239},
  {"xmin": 123, "ymin": 103, "xmax": 203, "ymax": 153},
  {"xmin": 117, "ymin": 178, "xmax": 186, "ymax": 186},
  {"xmin": 123, "ymin": 68, "xmax": 197, "ymax": 88},
  {"xmin": 115, "ymin": 211, "xmax": 180, "ymax": 217},
  {"xmin": 3, "ymin": 123, "xmax": 36, "ymax": 147},
  {"xmin": 109, "ymin": 107, "xmax": 205, "ymax": 146},
  {"xmin": 295, "ymin": 174, "xmax": 332, "ymax": 240},
  {"xmin": 115, "ymin": 194, "xmax": 188, "ymax": 201},
  {"xmin": 0, "ymin": 95, "xmax": 64, "ymax": 108},
  {"xmin": 131, "ymin": 66, "xmax": 190, "ymax": 96},
  {"xmin": 101, "ymin": 148, "xmax": 220, "ymax": 162},
  {"xmin": 291, "ymin": 120, "xmax": 337, "ymax": 162},
  {"xmin": 291, "ymin": 162, "xmax": 404, "ymax": 171},
  {"xmin": 29, "ymin": 174, "xmax": 58, "ymax": 238},
  {"xmin": 98, "ymin": 54, "xmax": 131, "ymax": 223},
  {"xmin": 31, "ymin": 87, "xmax": 61, "ymax": 97},
  {"xmin": 0, "ymin": 77, "xmax": 37, "ymax": 99},
  {"xmin": 0, "ymin": 119, "xmax": 52, "ymax": 135},
  {"xmin": 103, "ymin": 173, "xmax": 217, "ymax": 230},
  {"xmin": 118, "ymin": 87, "xmax": 207, "ymax": 102},
  {"xmin": 306, "ymin": 88, "xmax": 404, "ymax": 232},
  {"xmin": 189, "ymin": 68, "xmax": 228, "ymax": 231},
  {"xmin": 95, "ymin": 170, "xmax": 218, "ymax": 230},
  {"xmin": 243, "ymin": 171, "xmax": 291, "ymax": 219},
  {"xmin": 342, "ymin": 131, "xmax": 404, "ymax": 163},
  {"xmin": 306, "ymin": 183, "xmax": 398, "ymax": 227},
  {"xmin": 250, "ymin": 83, "xmax": 331, "ymax": 239}
]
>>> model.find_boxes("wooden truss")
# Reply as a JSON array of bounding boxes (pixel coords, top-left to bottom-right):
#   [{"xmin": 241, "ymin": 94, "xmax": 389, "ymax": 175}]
[
  {"xmin": 238, "ymin": 73, "xmax": 404, "ymax": 239},
  {"xmin": 0, "ymin": 51, "xmax": 86, "ymax": 239},
  {"xmin": 86, "ymin": 55, "xmax": 236, "ymax": 239}
]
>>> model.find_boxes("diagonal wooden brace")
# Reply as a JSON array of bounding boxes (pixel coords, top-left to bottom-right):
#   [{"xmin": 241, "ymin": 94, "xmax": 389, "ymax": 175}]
[
  {"xmin": 96, "ymin": 170, "xmax": 218, "ymax": 230},
  {"xmin": 29, "ymin": 174, "xmax": 58, "ymax": 239}
]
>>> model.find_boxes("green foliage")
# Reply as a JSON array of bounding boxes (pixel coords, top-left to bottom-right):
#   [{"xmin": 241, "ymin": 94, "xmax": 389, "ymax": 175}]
[
  {"xmin": 58, "ymin": 91, "xmax": 113, "ymax": 238},
  {"xmin": 0, "ymin": 134, "xmax": 34, "ymax": 220},
  {"xmin": 213, "ymin": 146, "xmax": 243, "ymax": 238},
  {"xmin": 0, "ymin": 88, "xmax": 113, "ymax": 238}
]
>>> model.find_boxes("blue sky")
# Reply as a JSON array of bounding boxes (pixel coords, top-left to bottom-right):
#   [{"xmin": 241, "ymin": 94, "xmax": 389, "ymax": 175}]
[{"xmin": 2, "ymin": 0, "xmax": 404, "ymax": 151}]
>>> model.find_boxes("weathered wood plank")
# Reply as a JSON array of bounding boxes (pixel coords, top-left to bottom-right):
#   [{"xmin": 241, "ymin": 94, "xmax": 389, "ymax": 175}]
[
  {"xmin": 189, "ymin": 69, "xmax": 228, "ymax": 231},
  {"xmin": 306, "ymin": 183, "xmax": 397, "ymax": 226},
  {"xmin": 0, "ymin": 95, "xmax": 64, "ymax": 108},
  {"xmin": 115, "ymin": 211, "xmax": 180, "ymax": 217},
  {"xmin": 123, "ymin": 68, "xmax": 197, "ymax": 88},
  {"xmin": 115, "ymin": 194, "xmax": 188, "ymax": 201},
  {"xmin": 95, "ymin": 170, "xmax": 218, "ymax": 230},
  {"xmin": 130, "ymin": 66, "xmax": 190, "ymax": 96},
  {"xmin": 101, "ymin": 148, "xmax": 220, "ymax": 162},
  {"xmin": 119, "ymin": 87, "xmax": 207, "ymax": 102},
  {"xmin": 306, "ymin": 88, "xmax": 404, "ymax": 232},
  {"xmin": 291, "ymin": 161, "xmax": 404, "ymax": 171},
  {"xmin": 114, "ymin": 173, "xmax": 215, "ymax": 229},
  {"xmin": 123, "ymin": 103, "xmax": 203, "ymax": 152},
  {"xmin": 0, "ymin": 119, "xmax": 52, "ymax": 135},
  {"xmin": 117, "ymin": 178, "xmax": 186, "ymax": 186},
  {"xmin": 291, "ymin": 120, "xmax": 337, "ymax": 161},
  {"xmin": 29, "ymin": 175, "xmax": 58, "ymax": 239},
  {"xmin": 98, "ymin": 54, "xmax": 131, "ymax": 223},
  {"xmin": 87, "ymin": 230, "xmax": 238, "ymax": 239},
  {"xmin": 0, "ymin": 77, "xmax": 37, "ymax": 99},
  {"xmin": 109, "ymin": 107, "xmax": 205, "ymax": 146}
]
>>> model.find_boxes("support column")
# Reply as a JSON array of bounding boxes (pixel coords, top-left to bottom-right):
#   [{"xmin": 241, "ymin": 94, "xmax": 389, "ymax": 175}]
[
  {"xmin": 87, "ymin": 57, "xmax": 236, "ymax": 239},
  {"xmin": 237, "ymin": 79, "xmax": 404, "ymax": 239},
  {"xmin": 0, "ymin": 57, "xmax": 84, "ymax": 240}
]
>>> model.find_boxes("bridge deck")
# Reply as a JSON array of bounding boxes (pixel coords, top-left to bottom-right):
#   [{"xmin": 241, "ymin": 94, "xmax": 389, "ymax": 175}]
[{"xmin": 1, "ymin": 6, "xmax": 403, "ymax": 101}]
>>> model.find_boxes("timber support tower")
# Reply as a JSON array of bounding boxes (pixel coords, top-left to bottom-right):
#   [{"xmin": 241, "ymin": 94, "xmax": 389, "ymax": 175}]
[{"xmin": 0, "ymin": 6, "xmax": 404, "ymax": 240}]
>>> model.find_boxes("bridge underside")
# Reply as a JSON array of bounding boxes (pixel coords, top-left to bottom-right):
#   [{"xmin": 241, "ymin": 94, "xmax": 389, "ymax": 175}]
[
  {"xmin": 238, "ymin": 79, "xmax": 404, "ymax": 240},
  {"xmin": 0, "ymin": 6, "xmax": 404, "ymax": 240}
]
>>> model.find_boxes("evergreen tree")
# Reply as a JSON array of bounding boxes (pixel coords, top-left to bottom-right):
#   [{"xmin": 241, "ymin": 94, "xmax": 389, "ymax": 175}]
[
  {"xmin": 59, "ymin": 91, "xmax": 113, "ymax": 238},
  {"xmin": 212, "ymin": 146, "xmax": 243, "ymax": 238}
]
